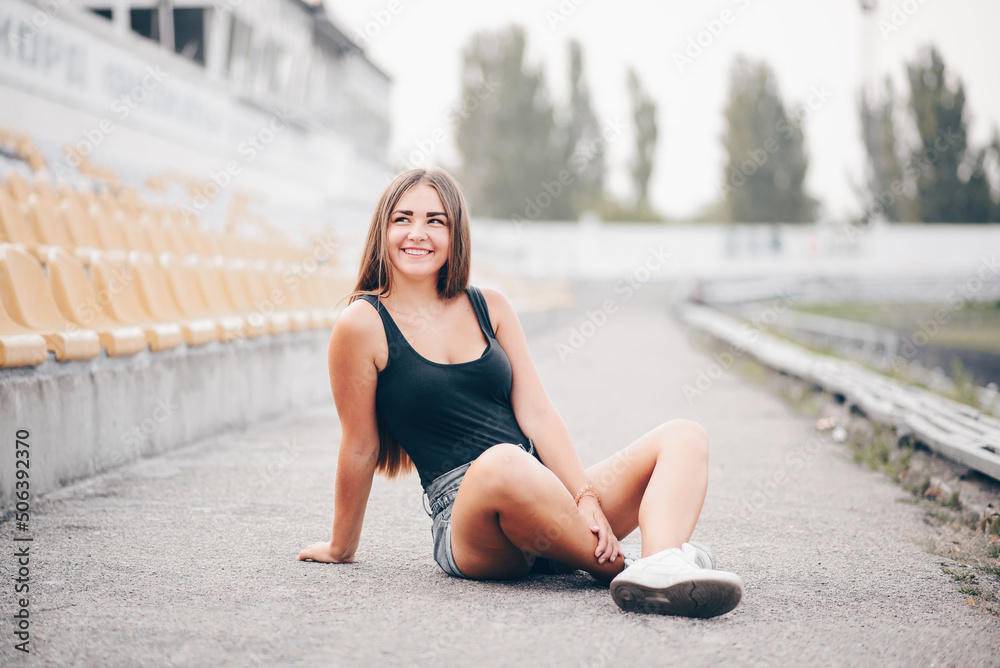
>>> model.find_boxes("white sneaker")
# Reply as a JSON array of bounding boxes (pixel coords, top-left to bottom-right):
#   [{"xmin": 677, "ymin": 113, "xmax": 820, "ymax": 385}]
[
  {"xmin": 621, "ymin": 541, "xmax": 715, "ymax": 569},
  {"xmin": 610, "ymin": 543, "xmax": 743, "ymax": 618},
  {"xmin": 687, "ymin": 541, "xmax": 716, "ymax": 570}
]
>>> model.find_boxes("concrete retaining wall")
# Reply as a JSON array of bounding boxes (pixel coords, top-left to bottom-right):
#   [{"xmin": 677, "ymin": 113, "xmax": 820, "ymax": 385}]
[{"xmin": 0, "ymin": 330, "xmax": 330, "ymax": 511}]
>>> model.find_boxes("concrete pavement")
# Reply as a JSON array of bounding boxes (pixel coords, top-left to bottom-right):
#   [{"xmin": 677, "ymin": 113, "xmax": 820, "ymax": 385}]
[{"xmin": 2, "ymin": 284, "xmax": 997, "ymax": 666}]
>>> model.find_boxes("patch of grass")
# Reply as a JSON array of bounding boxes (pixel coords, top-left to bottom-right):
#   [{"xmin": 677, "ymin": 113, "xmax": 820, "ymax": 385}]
[
  {"xmin": 847, "ymin": 424, "xmax": 914, "ymax": 481},
  {"xmin": 778, "ymin": 380, "xmax": 825, "ymax": 418},
  {"xmin": 927, "ymin": 507, "xmax": 956, "ymax": 523},
  {"xmin": 976, "ymin": 563, "xmax": 1000, "ymax": 577},
  {"xmin": 942, "ymin": 566, "xmax": 977, "ymax": 584},
  {"xmin": 950, "ymin": 357, "xmax": 981, "ymax": 408}
]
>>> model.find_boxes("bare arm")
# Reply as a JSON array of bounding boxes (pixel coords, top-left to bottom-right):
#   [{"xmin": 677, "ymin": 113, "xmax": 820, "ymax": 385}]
[
  {"xmin": 298, "ymin": 299, "xmax": 384, "ymax": 563},
  {"xmin": 483, "ymin": 288, "xmax": 620, "ymax": 564}
]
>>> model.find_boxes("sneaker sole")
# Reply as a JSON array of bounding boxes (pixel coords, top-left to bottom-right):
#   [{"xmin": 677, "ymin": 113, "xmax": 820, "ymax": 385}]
[{"xmin": 610, "ymin": 576, "xmax": 742, "ymax": 618}]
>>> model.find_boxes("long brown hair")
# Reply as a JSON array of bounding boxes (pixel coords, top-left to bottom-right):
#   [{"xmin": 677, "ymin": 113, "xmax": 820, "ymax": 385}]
[{"xmin": 349, "ymin": 168, "xmax": 472, "ymax": 478}]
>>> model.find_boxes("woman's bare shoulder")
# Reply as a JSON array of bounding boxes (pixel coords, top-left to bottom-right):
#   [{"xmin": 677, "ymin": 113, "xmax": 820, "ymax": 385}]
[
  {"xmin": 478, "ymin": 286, "xmax": 517, "ymax": 330},
  {"xmin": 331, "ymin": 296, "xmax": 385, "ymax": 346}
]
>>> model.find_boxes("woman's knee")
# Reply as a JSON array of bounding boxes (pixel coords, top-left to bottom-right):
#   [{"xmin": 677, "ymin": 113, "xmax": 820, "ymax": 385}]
[
  {"xmin": 657, "ymin": 419, "xmax": 710, "ymax": 460},
  {"xmin": 467, "ymin": 443, "xmax": 540, "ymax": 500}
]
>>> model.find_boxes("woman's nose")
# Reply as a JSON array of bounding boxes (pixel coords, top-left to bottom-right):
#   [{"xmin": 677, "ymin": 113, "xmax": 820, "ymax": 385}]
[{"xmin": 407, "ymin": 222, "xmax": 427, "ymax": 240}]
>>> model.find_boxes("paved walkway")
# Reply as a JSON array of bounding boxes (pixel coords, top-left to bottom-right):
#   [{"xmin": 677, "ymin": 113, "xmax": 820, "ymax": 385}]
[{"xmin": 2, "ymin": 285, "xmax": 997, "ymax": 666}]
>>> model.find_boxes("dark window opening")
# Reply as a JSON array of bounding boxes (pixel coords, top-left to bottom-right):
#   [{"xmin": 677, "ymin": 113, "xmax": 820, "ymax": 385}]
[
  {"xmin": 89, "ymin": 8, "xmax": 112, "ymax": 20},
  {"xmin": 130, "ymin": 8, "xmax": 159, "ymax": 42},
  {"xmin": 173, "ymin": 8, "xmax": 205, "ymax": 66}
]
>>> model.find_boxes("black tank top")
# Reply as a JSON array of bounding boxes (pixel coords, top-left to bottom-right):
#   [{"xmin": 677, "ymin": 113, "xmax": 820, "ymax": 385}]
[{"xmin": 359, "ymin": 286, "xmax": 534, "ymax": 489}]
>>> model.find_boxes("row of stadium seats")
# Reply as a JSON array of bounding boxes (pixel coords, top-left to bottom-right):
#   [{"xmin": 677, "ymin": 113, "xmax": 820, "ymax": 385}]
[
  {"xmin": 0, "ymin": 139, "xmax": 353, "ymax": 368},
  {"xmin": 0, "ymin": 242, "xmax": 346, "ymax": 367},
  {"xmin": 0, "ymin": 171, "xmax": 306, "ymax": 263}
]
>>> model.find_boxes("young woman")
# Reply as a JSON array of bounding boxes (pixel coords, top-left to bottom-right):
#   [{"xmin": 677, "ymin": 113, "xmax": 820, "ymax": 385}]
[{"xmin": 298, "ymin": 168, "xmax": 744, "ymax": 618}]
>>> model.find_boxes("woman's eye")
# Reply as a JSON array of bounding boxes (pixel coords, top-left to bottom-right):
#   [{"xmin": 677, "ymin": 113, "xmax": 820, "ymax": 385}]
[
  {"xmin": 429, "ymin": 218, "xmax": 445, "ymax": 225},
  {"xmin": 393, "ymin": 216, "xmax": 409, "ymax": 223}
]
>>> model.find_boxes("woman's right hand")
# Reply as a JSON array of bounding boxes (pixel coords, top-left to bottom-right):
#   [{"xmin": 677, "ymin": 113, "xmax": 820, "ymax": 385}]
[{"xmin": 297, "ymin": 541, "xmax": 353, "ymax": 563}]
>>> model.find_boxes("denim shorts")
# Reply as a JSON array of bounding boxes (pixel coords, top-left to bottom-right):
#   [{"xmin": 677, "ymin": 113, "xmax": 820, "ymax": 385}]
[{"xmin": 423, "ymin": 439, "xmax": 535, "ymax": 578}]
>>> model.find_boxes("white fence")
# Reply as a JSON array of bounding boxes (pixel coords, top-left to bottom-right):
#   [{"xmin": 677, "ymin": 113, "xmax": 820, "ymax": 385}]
[{"xmin": 468, "ymin": 219, "xmax": 1000, "ymax": 285}]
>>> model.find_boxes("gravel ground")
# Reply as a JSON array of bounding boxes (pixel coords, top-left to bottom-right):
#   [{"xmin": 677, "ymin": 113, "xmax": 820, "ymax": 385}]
[{"xmin": 2, "ymin": 284, "xmax": 997, "ymax": 667}]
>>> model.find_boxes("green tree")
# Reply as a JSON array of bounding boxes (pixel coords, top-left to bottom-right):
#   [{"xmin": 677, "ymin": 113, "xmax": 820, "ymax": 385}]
[
  {"xmin": 627, "ymin": 68, "xmax": 657, "ymax": 212},
  {"xmin": 905, "ymin": 46, "xmax": 992, "ymax": 222},
  {"xmin": 561, "ymin": 39, "xmax": 606, "ymax": 216},
  {"xmin": 720, "ymin": 56, "xmax": 817, "ymax": 223},
  {"xmin": 455, "ymin": 26, "xmax": 564, "ymax": 220},
  {"xmin": 991, "ymin": 130, "xmax": 1000, "ymax": 221},
  {"xmin": 859, "ymin": 78, "xmax": 913, "ymax": 221}
]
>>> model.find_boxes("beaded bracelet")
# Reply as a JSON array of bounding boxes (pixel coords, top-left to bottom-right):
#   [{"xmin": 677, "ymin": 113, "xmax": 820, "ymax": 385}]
[{"xmin": 573, "ymin": 484, "xmax": 602, "ymax": 507}]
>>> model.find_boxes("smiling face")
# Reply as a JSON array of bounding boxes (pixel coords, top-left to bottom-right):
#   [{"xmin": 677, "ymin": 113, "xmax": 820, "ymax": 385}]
[{"xmin": 385, "ymin": 182, "xmax": 451, "ymax": 283}]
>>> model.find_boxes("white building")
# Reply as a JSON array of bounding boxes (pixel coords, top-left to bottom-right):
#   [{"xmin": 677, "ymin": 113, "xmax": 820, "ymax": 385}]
[{"xmin": 0, "ymin": 0, "xmax": 391, "ymax": 234}]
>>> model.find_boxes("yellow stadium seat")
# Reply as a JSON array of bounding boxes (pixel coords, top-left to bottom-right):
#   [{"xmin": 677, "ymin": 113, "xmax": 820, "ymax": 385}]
[
  {"xmin": 0, "ymin": 189, "xmax": 40, "ymax": 247},
  {"xmin": 81, "ymin": 196, "xmax": 129, "ymax": 251},
  {"xmin": 58, "ymin": 192, "xmax": 103, "ymax": 250},
  {"xmin": 94, "ymin": 192, "xmax": 137, "ymax": 251},
  {"xmin": 217, "ymin": 259, "xmax": 289, "ymax": 335},
  {"xmin": 158, "ymin": 212, "xmax": 195, "ymax": 255},
  {"xmin": 87, "ymin": 252, "xmax": 184, "ymax": 352},
  {"xmin": 237, "ymin": 264, "xmax": 291, "ymax": 335},
  {"xmin": 138, "ymin": 214, "xmax": 175, "ymax": 255},
  {"xmin": 0, "ymin": 285, "xmax": 48, "ymax": 367},
  {"xmin": 113, "ymin": 207, "xmax": 153, "ymax": 255},
  {"xmin": 318, "ymin": 268, "xmax": 353, "ymax": 312},
  {"xmin": 4, "ymin": 171, "xmax": 32, "ymax": 205},
  {"xmin": 194, "ymin": 260, "xmax": 267, "ymax": 338},
  {"xmin": 284, "ymin": 268, "xmax": 335, "ymax": 328},
  {"xmin": 26, "ymin": 194, "xmax": 74, "ymax": 247},
  {"xmin": 34, "ymin": 178, "xmax": 60, "ymax": 210},
  {"xmin": 127, "ymin": 253, "xmax": 217, "ymax": 347},
  {"xmin": 43, "ymin": 247, "xmax": 148, "ymax": 357},
  {"xmin": 248, "ymin": 264, "xmax": 305, "ymax": 332},
  {"xmin": 203, "ymin": 230, "xmax": 226, "ymax": 257},
  {"xmin": 158, "ymin": 254, "xmax": 244, "ymax": 341},
  {"xmin": 0, "ymin": 245, "xmax": 101, "ymax": 361},
  {"xmin": 257, "ymin": 265, "xmax": 312, "ymax": 331}
]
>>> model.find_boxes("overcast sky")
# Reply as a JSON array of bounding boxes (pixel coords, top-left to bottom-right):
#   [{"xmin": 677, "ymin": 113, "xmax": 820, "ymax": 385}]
[{"xmin": 326, "ymin": 0, "xmax": 1000, "ymax": 221}]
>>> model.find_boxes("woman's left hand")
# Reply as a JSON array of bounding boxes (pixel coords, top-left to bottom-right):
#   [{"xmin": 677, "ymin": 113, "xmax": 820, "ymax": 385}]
[{"xmin": 576, "ymin": 496, "xmax": 620, "ymax": 565}]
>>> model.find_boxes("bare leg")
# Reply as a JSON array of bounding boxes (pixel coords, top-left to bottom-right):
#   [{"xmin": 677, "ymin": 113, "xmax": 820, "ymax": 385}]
[
  {"xmin": 449, "ymin": 444, "xmax": 625, "ymax": 582},
  {"xmin": 585, "ymin": 419, "xmax": 710, "ymax": 557}
]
